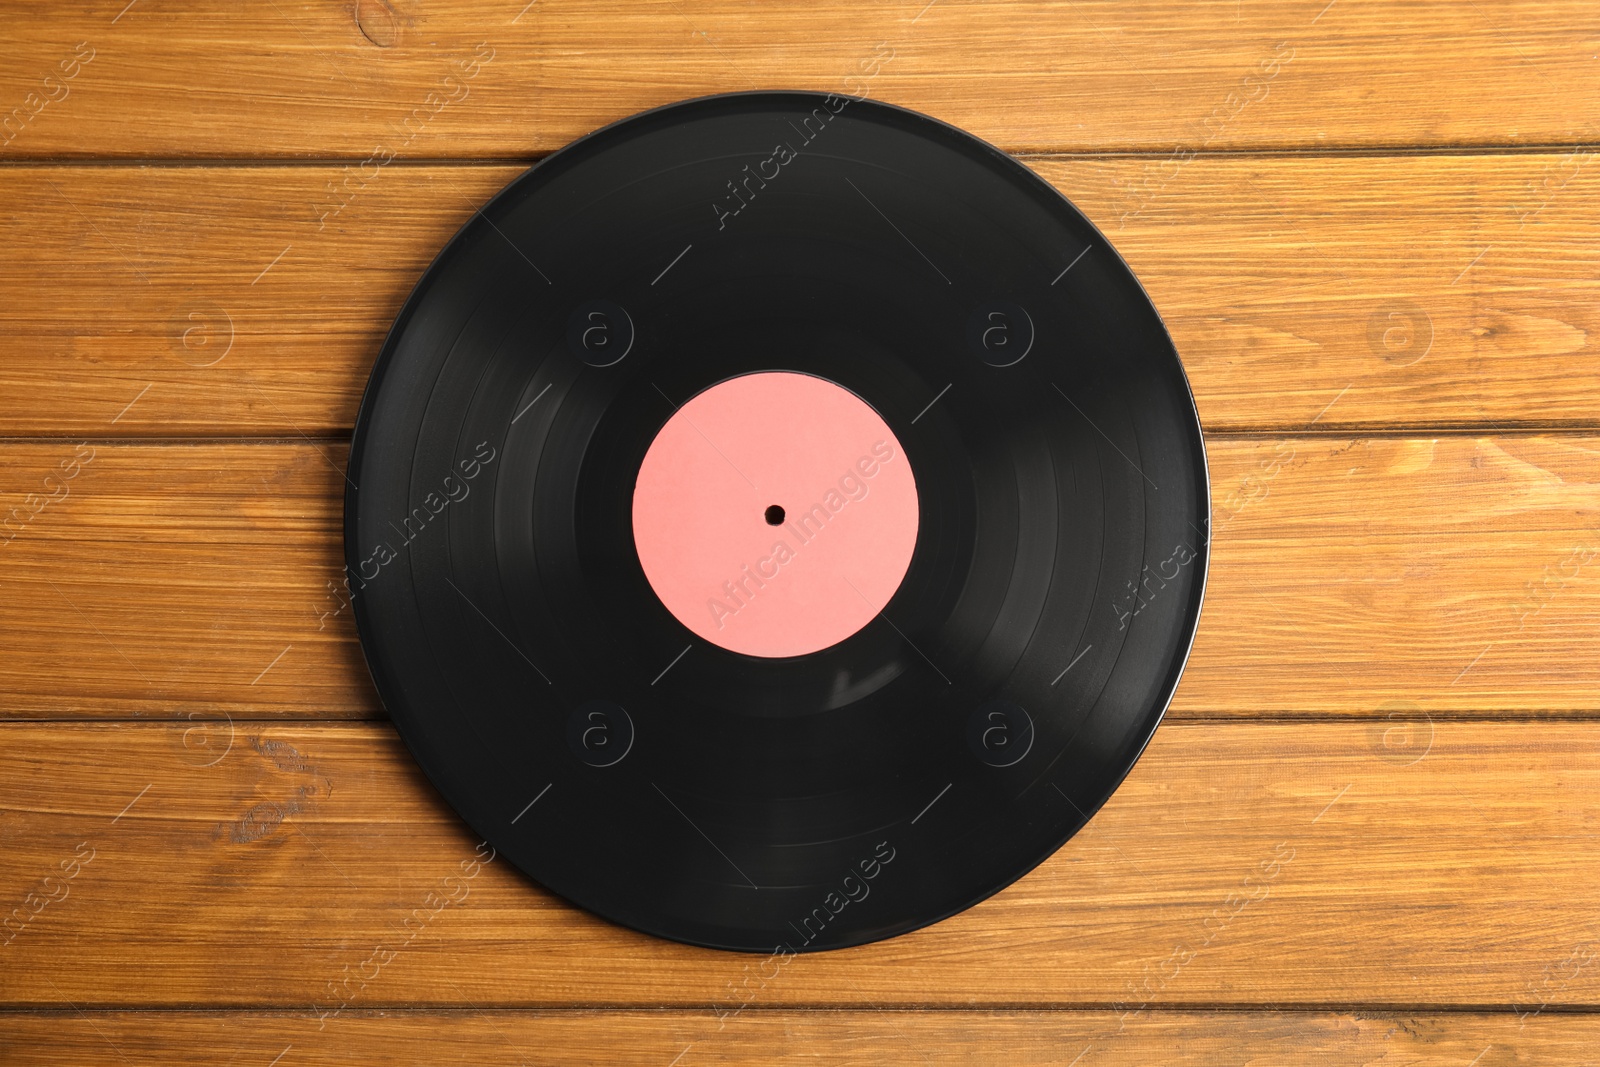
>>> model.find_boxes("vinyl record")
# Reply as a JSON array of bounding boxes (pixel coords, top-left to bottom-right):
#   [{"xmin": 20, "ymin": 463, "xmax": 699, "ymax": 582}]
[{"xmin": 345, "ymin": 90, "xmax": 1208, "ymax": 952}]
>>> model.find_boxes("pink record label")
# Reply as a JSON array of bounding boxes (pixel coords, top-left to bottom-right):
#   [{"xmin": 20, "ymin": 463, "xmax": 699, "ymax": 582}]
[{"xmin": 632, "ymin": 372, "xmax": 919, "ymax": 658}]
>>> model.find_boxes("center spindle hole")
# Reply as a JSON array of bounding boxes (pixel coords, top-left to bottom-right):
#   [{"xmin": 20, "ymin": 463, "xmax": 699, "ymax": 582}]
[{"xmin": 764, "ymin": 504, "xmax": 785, "ymax": 526}]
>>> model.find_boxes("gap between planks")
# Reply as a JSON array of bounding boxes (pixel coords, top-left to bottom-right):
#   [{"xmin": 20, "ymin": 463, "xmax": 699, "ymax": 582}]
[{"xmin": 6, "ymin": 142, "xmax": 1600, "ymax": 167}]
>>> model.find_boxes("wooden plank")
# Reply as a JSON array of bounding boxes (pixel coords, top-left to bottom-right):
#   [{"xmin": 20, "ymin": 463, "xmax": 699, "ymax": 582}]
[
  {"xmin": 1182, "ymin": 433, "xmax": 1600, "ymax": 717},
  {"xmin": 4, "ymin": 154, "xmax": 1599, "ymax": 436},
  {"xmin": 2, "ymin": 1, "xmax": 1598, "ymax": 158},
  {"xmin": 0, "ymin": 443, "xmax": 372, "ymax": 718},
  {"xmin": 2, "ymin": 1010, "xmax": 1596, "ymax": 1065},
  {"xmin": 2, "ymin": 720, "xmax": 1599, "ymax": 1007},
  {"xmin": 4, "ymin": 436, "xmax": 1599, "ymax": 719}
]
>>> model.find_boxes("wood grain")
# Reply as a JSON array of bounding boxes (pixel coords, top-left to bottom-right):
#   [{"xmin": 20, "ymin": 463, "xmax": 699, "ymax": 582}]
[
  {"xmin": 4, "ymin": 436, "xmax": 1598, "ymax": 719},
  {"xmin": 4, "ymin": 154, "xmax": 1597, "ymax": 437},
  {"xmin": 3, "ymin": 720, "xmax": 1599, "ymax": 1008},
  {"xmin": 2, "ymin": 1, "xmax": 1598, "ymax": 158},
  {"xmin": 2, "ymin": 1010, "xmax": 1596, "ymax": 1065}
]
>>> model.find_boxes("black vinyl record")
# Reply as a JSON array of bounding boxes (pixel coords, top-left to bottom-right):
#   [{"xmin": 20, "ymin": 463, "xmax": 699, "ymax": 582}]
[{"xmin": 345, "ymin": 90, "xmax": 1208, "ymax": 952}]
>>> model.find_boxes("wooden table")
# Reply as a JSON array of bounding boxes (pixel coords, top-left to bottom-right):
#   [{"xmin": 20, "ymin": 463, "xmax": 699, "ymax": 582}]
[{"xmin": 4, "ymin": 1, "xmax": 1599, "ymax": 1062}]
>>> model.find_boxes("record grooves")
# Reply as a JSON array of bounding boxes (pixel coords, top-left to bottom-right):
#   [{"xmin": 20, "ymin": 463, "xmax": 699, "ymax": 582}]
[{"xmin": 345, "ymin": 90, "xmax": 1208, "ymax": 952}]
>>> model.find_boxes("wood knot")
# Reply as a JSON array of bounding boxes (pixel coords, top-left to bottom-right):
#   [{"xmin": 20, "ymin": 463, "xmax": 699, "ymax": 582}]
[{"xmin": 355, "ymin": 0, "xmax": 401, "ymax": 48}]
